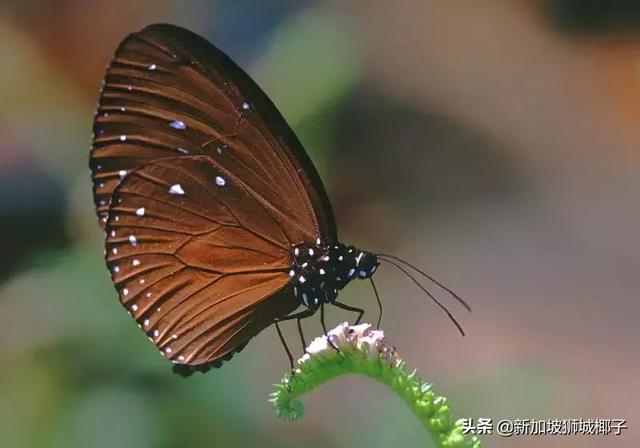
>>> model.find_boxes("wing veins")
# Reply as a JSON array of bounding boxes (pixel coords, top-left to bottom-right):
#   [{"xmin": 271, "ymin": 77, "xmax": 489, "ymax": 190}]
[
  {"xmin": 113, "ymin": 261, "xmax": 175, "ymax": 284},
  {"xmin": 120, "ymin": 265, "xmax": 186, "ymax": 308},
  {"xmin": 169, "ymin": 276, "xmax": 283, "ymax": 343},
  {"xmin": 165, "ymin": 274, "xmax": 284, "ymax": 352},
  {"xmin": 168, "ymin": 161, "xmax": 292, "ymax": 249}
]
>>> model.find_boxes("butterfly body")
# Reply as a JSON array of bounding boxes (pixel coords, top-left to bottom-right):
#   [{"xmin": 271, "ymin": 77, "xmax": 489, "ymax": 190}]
[{"xmin": 290, "ymin": 242, "xmax": 378, "ymax": 309}]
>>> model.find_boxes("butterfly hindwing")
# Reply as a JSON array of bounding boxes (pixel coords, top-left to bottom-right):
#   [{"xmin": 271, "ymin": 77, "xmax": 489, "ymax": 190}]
[{"xmin": 105, "ymin": 156, "xmax": 298, "ymax": 367}]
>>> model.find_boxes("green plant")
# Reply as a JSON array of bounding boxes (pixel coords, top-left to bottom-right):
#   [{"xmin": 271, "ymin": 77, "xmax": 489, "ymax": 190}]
[{"xmin": 270, "ymin": 322, "xmax": 482, "ymax": 448}]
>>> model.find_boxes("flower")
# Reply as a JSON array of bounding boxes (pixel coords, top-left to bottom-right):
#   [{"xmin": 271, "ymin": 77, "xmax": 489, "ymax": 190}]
[
  {"xmin": 297, "ymin": 322, "xmax": 399, "ymax": 368},
  {"xmin": 271, "ymin": 322, "xmax": 482, "ymax": 447}
]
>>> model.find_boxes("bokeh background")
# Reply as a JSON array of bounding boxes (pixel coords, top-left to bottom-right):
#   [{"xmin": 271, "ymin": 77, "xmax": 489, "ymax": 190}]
[{"xmin": 1, "ymin": 1, "xmax": 639, "ymax": 447}]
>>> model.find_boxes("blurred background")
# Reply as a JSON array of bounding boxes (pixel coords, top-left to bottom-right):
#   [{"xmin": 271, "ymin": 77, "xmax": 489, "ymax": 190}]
[{"xmin": 1, "ymin": 0, "xmax": 639, "ymax": 446}]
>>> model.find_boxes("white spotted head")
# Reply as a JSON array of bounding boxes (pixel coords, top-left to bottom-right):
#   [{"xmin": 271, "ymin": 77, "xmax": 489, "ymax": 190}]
[{"xmin": 355, "ymin": 251, "xmax": 379, "ymax": 279}]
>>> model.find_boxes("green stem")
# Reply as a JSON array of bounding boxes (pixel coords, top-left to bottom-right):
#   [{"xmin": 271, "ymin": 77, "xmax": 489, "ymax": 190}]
[{"xmin": 270, "ymin": 323, "xmax": 481, "ymax": 448}]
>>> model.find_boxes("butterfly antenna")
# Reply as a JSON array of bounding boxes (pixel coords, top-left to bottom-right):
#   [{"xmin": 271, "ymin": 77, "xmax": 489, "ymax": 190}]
[
  {"xmin": 377, "ymin": 253, "xmax": 471, "ymax": 312},
  {"xmin": 378, "ymin": 257, "xmax": 465, "ymax": 336}
]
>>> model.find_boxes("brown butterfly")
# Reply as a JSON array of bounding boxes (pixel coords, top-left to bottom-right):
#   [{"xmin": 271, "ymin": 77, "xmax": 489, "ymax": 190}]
[{"xmin": 90, "ymin": 24, "xmax": 468, "ymax": 376}]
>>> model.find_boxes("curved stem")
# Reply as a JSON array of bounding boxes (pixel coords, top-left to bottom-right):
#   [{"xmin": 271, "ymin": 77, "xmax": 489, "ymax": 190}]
[{"xmin": 270, "ymin": 323, "xmax": 482, "ymax": 448}]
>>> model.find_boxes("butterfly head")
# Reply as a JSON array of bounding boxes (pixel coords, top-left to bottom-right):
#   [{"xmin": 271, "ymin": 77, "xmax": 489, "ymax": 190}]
[{"xmin": 355, "ymin": 250, "xmax": 379, "ymax": 279}]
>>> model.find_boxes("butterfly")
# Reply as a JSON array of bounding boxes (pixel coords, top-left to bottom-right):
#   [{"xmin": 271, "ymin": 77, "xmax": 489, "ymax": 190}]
[{"xmin": 90, "ymin": 24, "xmax": 469, "ymax": 376}]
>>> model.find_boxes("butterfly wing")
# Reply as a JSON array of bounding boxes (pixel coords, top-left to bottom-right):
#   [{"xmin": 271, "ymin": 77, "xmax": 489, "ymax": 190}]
[
  {"xmin": 105, "ymin": 155, "xmax": 298, "ymax": 367},
  {"xmin": 91, "ymin": 23, "xmax": 336, "ymax": 244}
]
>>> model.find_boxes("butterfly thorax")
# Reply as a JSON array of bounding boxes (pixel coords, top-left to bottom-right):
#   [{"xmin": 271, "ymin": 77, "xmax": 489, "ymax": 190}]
[{"xmin": 290, "ymin": 242, "xmax": 378, "ymax": 309}]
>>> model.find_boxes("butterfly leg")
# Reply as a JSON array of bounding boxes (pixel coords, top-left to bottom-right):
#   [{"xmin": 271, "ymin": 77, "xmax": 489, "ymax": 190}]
[
  {"xmin": 297, "ymin": 315, "xmax": 308, "ymax": 351},
  {"xmin": 274, "ymin": 309, "xmax": 316, "ymax": 379},
  {"xmin": 274, "ymin": 321, "xmax": 295, "ymax": 373},
  {"xmin": 370, "ymin": 277, "xmax": 383, "ymax": 328},
  {"xmin": 320, "ymin": 304, "xmax": 340, "ymax": 353},
  {"xmin": 333, "ymin": 301, "xmax": 365, "ymax": 326},
  {"xmin": 280, "ymin": 308, "xmax": 315, "ymax": 353}
]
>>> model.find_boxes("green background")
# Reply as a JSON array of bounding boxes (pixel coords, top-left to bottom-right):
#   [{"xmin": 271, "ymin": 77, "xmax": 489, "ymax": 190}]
[{"xmin": 1, "ymin": 1, "xmax": 638, "ymax": 447}]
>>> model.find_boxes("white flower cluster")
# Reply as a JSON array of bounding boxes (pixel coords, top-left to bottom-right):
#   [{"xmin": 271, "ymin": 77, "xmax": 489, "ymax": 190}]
[{"xmin": 298, "ymin": 322, "xmax": 399, "ymax": 367}]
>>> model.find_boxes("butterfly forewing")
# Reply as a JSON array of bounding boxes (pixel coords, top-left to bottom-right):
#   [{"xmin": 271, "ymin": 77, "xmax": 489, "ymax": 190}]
[
  {"xmin": 105, "ymin": 156, "xmax": 298, "ymax": 366},
  {"xmin": 91, "ymin": 23, "xmax": 336, "ymax": 243}
]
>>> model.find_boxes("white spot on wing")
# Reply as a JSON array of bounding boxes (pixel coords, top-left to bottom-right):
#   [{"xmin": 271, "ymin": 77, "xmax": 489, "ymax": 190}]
[
  {"xmin": 149, "ymin": 64, "xmax": 157, "ymax": 70},
  {"xmin": 169, "ymin": 120, "xmax": 186, "ymax": 130},
  {"xmin": 129, "ymin": 235, "xmax": 137, "ymax": 246},
  {"xmin": 133, "ymin": 259, "xmax": 140, "ymax": 266},
  {"xmin": 215, "ymin": 176, "xmax": 226, "ymax": 186},
  {"xmin": 169, "ymin": 184, "xmax": 185, "ymax": 195},
  {"xmin": 135, "ymin": 207, "xmax": 145, "ymax": 217}
]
